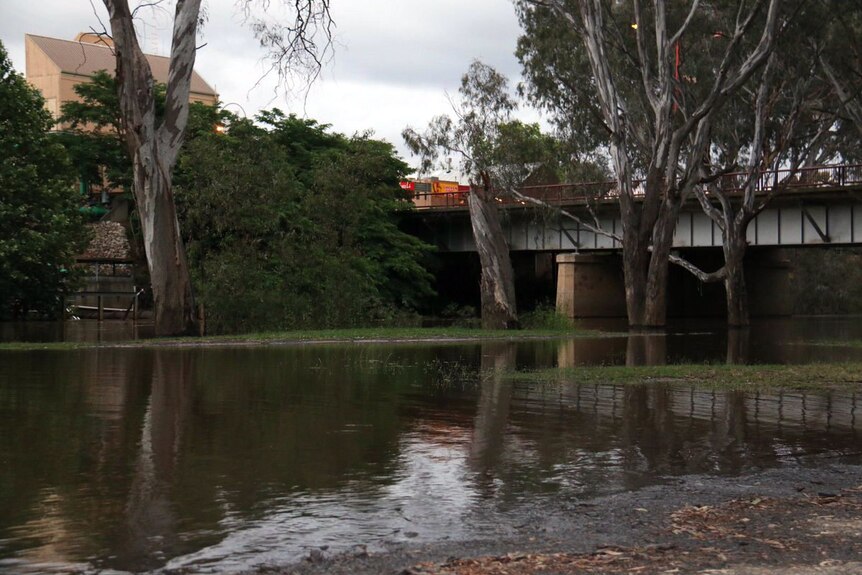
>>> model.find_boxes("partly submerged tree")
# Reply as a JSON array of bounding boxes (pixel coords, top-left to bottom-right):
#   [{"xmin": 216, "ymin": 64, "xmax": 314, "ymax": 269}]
[
  {"xmin": 517, "ymin": 0, "xmax": 788, "ymax": 328},
  {"xmin": 101, "ymin": 0, "xmax": 333, "ymax": 336},
  {"xmin": 0, "ymin": 42, "xmax": 89, "ymax": 318},
  {"xmin": 403, "ymin": 62, "xmax": 534, "ymax": 329},
  {"xmin": 691, "ymin": 39, "xmax": 834, "ymax": 326}
]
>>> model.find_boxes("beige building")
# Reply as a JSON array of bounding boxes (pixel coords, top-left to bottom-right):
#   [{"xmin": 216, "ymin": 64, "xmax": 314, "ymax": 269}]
[
  {"xmin": 24, "ymin": 33, "xmax": 219, "ymax": 219},
  {"xmin": 25, "ymin": 32, "xmax": 219, "ymax": 123}
]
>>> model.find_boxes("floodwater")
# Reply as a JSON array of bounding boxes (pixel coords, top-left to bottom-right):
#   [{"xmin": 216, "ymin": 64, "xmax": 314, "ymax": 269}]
[{"xmin": 0, "ymin": 318, "xmax": 861, "ymax": 574}]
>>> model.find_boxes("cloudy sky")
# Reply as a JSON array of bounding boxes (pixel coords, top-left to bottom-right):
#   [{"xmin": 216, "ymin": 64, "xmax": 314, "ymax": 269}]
[{"xmin": 2, "ymin": 0, "xmax": 541, "ymax": 175}]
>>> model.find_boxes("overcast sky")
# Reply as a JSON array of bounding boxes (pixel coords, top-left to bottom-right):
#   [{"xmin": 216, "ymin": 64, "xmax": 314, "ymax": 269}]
[{"xmin": 1, "ymin": 0, "xmax": 541, "ymax": 176}]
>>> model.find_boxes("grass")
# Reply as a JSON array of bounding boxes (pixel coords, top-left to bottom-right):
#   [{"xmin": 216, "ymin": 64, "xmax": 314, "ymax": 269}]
[
  {"xmin": 509, "ymin": 362, "xmax": 862, "ymax": 391},
  {"xmin": 0, "ymin": 325, "xmax": 606, "ymax": 351},
  {"xmin": 807, "ymin": 339, "xmax": 862, "ymax": 348}
]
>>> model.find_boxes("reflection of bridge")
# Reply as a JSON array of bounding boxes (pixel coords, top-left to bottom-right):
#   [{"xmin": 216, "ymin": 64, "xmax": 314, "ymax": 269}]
[
  {"xmin": 527, "ymin": 376, "xmax": 861, "ymax": 436},
  {"xmin": 410, "ymin": 164, "xmax": 862, "ymax": 252}
]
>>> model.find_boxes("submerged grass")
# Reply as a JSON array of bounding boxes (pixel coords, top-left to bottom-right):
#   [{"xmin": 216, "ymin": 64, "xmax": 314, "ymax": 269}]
[
  {"xmin": 0, "ymin": 325, "xmax": 605, "ymax": 352},
  {"xmin": 807, "ymin": 339, "xmax": 862, "ymax": 348},
  {"xmin": 510, "ymin": 362, "xmax": 862, "ymax": 391}
]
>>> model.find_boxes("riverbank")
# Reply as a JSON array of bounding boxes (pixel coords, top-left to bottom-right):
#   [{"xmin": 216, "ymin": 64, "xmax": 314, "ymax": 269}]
[
  {"xmin": 510, "ymin": 363, "xmax": 862, "ymax": 391},
  {"xmin": 0, "ymin": 326, "xmax": 606, "ymax": 351},
  {"xmin": 252, "ymin": 463, "xmax": 862, "ymax": 575}
]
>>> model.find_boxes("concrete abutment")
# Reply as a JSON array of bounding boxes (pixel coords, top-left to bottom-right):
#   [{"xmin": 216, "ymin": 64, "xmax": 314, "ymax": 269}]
[
  {"xmin": 555, "ymin": 253, "xmax": 627, "ymax": 318},
  {"xmin": 555, "ymin": 248, "xmax": 794, "ymax": 320}
]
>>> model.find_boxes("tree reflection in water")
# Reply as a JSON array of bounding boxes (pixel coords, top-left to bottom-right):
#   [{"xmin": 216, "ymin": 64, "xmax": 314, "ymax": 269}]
[
  {"xmin": 124, "ymin": 351, "xmax": 194, "ymax": 570},
  {"xmin": 469, "ymin": 343, "xmax": 517, "ymax": 497}
]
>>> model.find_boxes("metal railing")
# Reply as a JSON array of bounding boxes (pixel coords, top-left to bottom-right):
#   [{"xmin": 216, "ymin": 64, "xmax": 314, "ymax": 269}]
[
  {"xmin": 409, "ymin": 163, "xmax": 862, "ymax": 211},
  {"xmin": 65, "ymin": 288, "xmax": 145, "ymax": 321}
]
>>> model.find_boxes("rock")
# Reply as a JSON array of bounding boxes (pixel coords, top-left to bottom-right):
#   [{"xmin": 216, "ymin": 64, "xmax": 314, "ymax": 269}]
[
  {"xmin": 81, "ymin": 222, "xmax": 131, "ymax": 260},
  {"xmin": 80, "ymin": 222, "xmax": 133, "ymax": 277}
]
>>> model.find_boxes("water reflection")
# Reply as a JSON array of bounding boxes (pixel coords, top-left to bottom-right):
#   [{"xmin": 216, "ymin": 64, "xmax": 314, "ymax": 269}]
[
  {"xmin": 626, "ymin": 334, "xmax": 668, "ymax": 366},
  {"xmin": 0, "ymin": 338, "xmax": 860, "ymax": 573},
  {"xmin": 469, "ymin": 343, "xmax": 516, "ymax": 498},
  {"xmin": 555, "ymin": 316, "xmax": 862, "ymax": 367},
  {"xmin": 124, "ymin": 353, "xmax": 195, "ymax": 571},
  {"xmin": 0, "ymin": 321, "xmax": 154, "ymax": 343}
]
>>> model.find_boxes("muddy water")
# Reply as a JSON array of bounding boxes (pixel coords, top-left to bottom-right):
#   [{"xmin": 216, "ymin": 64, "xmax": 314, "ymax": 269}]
[{"xmin": 1, "ymin": 319, "xmax": 861, "ymax": 573}]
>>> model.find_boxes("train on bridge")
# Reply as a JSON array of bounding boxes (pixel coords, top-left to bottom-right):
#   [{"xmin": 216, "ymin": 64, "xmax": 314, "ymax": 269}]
[{"xmin": 400, "ymin": 178, "xmax": 470, "ymax": 208}]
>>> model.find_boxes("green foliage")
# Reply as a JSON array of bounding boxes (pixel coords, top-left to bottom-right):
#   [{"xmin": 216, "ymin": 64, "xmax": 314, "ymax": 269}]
[
  {"xmin": 403, "ymin": 60, "xmax": 606, "ymax": 190},
  {"xmin": 512, "ymin": 362, "xmax": 862, "ymax": 391},
  {"xmin": 57, "ymin": 71, "xmax": 133, "ymax": 192},
  {"xmin": 175, "ymin": 111, "xmax": 436, "ymax": 334},
  {"xmin": 0, "ymin": 41, "xmax": 89, "ymax": 318},
  {"xmin": 520, "ymin": 303, "xmax": 576, "ymax": 330},
  {"xmin": 516, "ymin": 1, "xmax": 844, "ymax": 174},
  {"xmin": 57, "ymin": 70, "xmax": 178, "ymax": 193},
  {"xmin": 792, "ymin": 248, "xmax": 862, "ymax": 315},
  {"xmin": 814, "ymin": 1, "xmax": 862, "ymax": 161},
  {"xmin": 403, "ymin": 61, "xmax": 538, "ymax": 188}
]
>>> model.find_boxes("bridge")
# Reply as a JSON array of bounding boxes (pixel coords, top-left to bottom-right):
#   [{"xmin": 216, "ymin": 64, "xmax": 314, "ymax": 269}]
[
  {"xmin": 407, "ymin": 164, "xmax": 862, "ymax": 319},
  {"xmin": 410, "ymin": 164, "xmax": 862, "ymax": 252}
]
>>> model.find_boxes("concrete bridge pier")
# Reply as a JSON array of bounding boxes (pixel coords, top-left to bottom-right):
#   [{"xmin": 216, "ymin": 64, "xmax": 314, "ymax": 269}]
[
  {"xmin": 555, "ymin": 248, "xmax": 794, "ymax": 321},
  {"xmin": 555, "ymin": 253, "xmax": 626, "ymax": 319}
]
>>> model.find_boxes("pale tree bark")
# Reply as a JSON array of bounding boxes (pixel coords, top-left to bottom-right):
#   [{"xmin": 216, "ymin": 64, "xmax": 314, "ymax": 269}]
[
  {"xmin": 403, "ymin": 63, "xmax": 522, "ymax": 330},
  {"xmin": 541, "ymin": 0, "xmax": 780, "ymax": 328},
  {"xmin": 469, "ymin": 183, "xmax": 519, "ymax": 329},
  {"xmin": 104, "ymin": 0, "xmax": 331, "ymax": 336},
  {"xmin": 104, "ymin": 0, "xmax": 201, "ymax": 336}
]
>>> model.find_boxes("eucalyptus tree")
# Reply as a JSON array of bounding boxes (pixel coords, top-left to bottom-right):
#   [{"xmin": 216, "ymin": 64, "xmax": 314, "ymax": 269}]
[
  {"xmin": 403, "ymin": 62, "xmax": 526, "ymax": 329},
  {"xmin": 101, "ymin": 0, "xmax": 332, "ymax": 336},
  {"xmin": 815, "ymin": 1, "xmax": 862, "ymax": 142},
  {"xmin": 517, "ymin": 0, "xmax": 788, "ymax": 328},
  {"xmin": 692, "ymin": 52, "xmax": 829, "ymax": 327},
  {"xmin": 660, "ymin": 4, "xmax": 841, "ymax": 327}
]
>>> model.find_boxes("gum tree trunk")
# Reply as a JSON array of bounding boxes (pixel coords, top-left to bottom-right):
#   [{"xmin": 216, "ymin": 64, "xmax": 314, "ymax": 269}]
[
  {"xmin": 468, "ymin": 187, "xmax": 518, "ymax": 329},
  {"xmin": 643, "ymin": 196, "xmax": 684, "ymax": 327},
  {"xmin": 132, "ymin": 149, "xmax": 197, "ymax": 335},
  {"xmin": 722, "ymin": 227, "xmax": 750, "ymax": 327},
  {"xmin": 105, "ymin": 0, "xmax": 200, "ymax": 336},
  {"xmin": 621, "ymin": 235, "xmax": 648, "ymax": 328},
  {"xmin": 538, "ymin": 0, "xmax": 780, "ymax": 331}
]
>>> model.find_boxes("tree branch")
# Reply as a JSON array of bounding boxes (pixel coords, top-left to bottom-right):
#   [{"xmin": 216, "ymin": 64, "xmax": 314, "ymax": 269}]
[{"xmin": 668, "ymin": 252, "xmax": 727, "ymax": 283}]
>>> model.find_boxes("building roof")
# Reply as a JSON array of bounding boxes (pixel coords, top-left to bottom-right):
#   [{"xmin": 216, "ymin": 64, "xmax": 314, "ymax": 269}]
[{"xmin": 27, "ymin": 34, "xmax": 217, "ymax": 97}]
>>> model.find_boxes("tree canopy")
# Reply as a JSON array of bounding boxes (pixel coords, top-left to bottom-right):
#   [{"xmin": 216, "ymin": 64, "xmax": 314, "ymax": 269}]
[
  {"xmin": 52, "ymin": 64, "xmax": 432, "ymax": 333},
  {"xmin": 56, "ymin": 70, "xmax": 161, "ymax": 194},
  {"xmin": 175, "ymin": 110, "xmax": 436, "ymax": 333},
  {"xmin": 0, "ymin": 41, "xmax": 89, "ymax": 319}
]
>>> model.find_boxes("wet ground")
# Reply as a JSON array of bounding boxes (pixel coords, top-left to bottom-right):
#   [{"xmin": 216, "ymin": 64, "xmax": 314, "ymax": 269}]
[
  {"xmin": 0, "ymin": 317, "xmax": 861, "ymax": 574},
  {"xmin": 279, "ymin": 464, "xmax": 862, "ymax": 575}
]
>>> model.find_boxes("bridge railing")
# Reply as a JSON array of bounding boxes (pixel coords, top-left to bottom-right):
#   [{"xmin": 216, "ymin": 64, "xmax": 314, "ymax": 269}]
[
  {"xmin": 409, "ymin": 163, "xmax": 862, "ymax": 210},
  {"xmin": 710, "ymin": 164, "xmax": 862, "ymax": 195}
]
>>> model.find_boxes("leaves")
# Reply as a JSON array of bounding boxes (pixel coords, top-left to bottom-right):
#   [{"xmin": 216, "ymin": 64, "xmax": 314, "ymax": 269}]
[
  {"xmin": 175, "ymin": 111, "xmax": 435, "ymax": 333},
  {"xmin": 0, "ymin": 40, "xmax": 89, "ymax": 318}
]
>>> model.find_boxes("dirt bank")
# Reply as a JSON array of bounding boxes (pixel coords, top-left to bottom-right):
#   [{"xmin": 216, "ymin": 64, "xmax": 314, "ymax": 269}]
[{"xmin": 249, "ymin": 463, "xmax": 862, "ymax": 575}]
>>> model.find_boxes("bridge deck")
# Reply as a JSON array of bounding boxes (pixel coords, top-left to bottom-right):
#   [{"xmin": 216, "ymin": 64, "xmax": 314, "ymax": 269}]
[
  {"xmin": 408, "ymin": 164, "xmax": 862, "ymax": 252},
  {"xmin": 411, "ymin": 164, "xmax": 862, "ymax": 213}
]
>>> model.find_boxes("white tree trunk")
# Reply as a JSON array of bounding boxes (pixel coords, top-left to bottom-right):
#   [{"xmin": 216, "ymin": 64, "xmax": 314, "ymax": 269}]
[
  {"xmin": 468, "ymin": 187, "xmax": 519, "ymax": 329},
  {"xmin": 544, "ymin": 0, "xmax": 779, "ymax": 329},
  {"xmin": 105, "ymin": 0, "xmax": 201, "ymax": 336}
]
